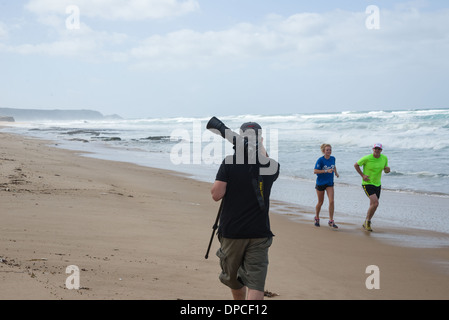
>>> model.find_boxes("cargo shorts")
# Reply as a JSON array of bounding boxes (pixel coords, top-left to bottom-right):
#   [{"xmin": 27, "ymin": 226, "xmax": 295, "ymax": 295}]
[{"xmin": 216, "ymin": 236, "xmax": 273, "ymax": 292}]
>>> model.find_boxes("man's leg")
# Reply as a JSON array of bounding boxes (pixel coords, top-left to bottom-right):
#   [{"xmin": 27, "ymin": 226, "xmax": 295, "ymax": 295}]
[
  {"xmin": 237, "ymin": 237, "xmax": 272, "ymax": 300},
  {"xmin": 366, "ymin": 194, "xmax": 379, "ymax": 221},
  {"xmin": 231, "ymin": 287, "xmax": 247, "ymax": 300},
  {"xmin": 232, "ymin": 287, "xmax": 264, "ymax": 300},
  {"xmin": 247, "ymin": 288, "xmax": 264, "ymax": 300},
  {"xmin": 217, "ymin": 238, "xmax": 248, "ymax": 297}
]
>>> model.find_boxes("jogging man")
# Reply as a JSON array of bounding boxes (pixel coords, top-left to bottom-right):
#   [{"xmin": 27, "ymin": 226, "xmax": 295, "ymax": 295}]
[
  {"xmin": 354, "ymin": 143, "xmax": 390, "ymax": 232},
  {"xmin": 211, "ymin": 122, "xmax": 280, "ymax": 300}
]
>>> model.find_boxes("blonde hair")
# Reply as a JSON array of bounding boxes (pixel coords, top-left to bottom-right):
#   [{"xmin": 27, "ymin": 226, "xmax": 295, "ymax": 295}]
[{"xmin": 320, "ymin": 144, "xmax": 332, "ymax": 153}]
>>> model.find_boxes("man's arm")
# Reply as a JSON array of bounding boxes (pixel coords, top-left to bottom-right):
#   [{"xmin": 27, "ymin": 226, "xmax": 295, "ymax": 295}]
[
  {"xmin": 211, "ymin": 180, "xmax": 227, "ymax": 202},
  {"xmin": 354, "ymin": 162, "xmax": 369, "ymax": 182}
]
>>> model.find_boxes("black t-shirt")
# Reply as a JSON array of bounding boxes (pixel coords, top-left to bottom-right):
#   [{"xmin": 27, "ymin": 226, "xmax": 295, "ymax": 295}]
[{"xmin": 215, "ymin": 154, "xmax": 280, "ymax": 239}]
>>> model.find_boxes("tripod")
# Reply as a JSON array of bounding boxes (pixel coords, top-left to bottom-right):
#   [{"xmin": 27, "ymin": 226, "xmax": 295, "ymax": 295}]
[{"xmin": 204, "ymin": 199, "xmax": 224, "ymax": 259}]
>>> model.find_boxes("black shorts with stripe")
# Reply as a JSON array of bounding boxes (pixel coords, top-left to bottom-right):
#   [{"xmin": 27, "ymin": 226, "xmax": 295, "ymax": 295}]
[{"xmin": 363, "ymin": 184, "xmax": 381, "ymax": 199}]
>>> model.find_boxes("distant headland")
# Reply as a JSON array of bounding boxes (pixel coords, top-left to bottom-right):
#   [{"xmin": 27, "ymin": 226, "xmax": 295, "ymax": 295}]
[{"xmin": 0, "ymin": 108, "xmax": 122, "ymax": 122}]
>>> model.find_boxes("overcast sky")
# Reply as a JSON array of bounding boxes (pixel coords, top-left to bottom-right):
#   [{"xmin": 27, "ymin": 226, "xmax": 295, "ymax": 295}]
[{"xmin": 1, "ymin": 0, "xmax": 448, "ymax": 119}]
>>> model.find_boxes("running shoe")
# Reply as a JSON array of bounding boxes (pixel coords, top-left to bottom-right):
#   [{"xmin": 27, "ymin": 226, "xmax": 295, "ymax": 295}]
[
  {"xmin": 328, "ymin": 220, "xmax": 338, "ymax": 229},
  {"xmin": 314, "ymin": 218, "xmax": 320, "ymax": 227},
  {"xmin": 363, "ymin": 220, "xmax": 373, "ymax": 232}
]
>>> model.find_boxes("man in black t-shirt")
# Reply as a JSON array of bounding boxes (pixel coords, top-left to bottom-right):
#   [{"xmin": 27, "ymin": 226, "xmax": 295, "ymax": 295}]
[{"xmin": 210, "ymin": 122, "xmax": 280, "ymax": 300}]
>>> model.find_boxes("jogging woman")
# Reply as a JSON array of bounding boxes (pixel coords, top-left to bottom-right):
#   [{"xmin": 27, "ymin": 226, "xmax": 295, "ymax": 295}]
[{"xmin": 314, "ymin": 144, "xmax": 339, "ymax": 228}]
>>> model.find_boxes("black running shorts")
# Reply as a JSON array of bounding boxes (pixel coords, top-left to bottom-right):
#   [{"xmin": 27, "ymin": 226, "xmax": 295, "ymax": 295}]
[{"xmin": 363, "ymin": 184, "xmax": 381, "ymax": 199}]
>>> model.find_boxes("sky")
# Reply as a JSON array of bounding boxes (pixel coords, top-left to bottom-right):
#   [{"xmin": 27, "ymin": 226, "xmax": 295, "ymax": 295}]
[{"xmin": 0, "ymin": 0, "xmax": 448, "ymax": 119}]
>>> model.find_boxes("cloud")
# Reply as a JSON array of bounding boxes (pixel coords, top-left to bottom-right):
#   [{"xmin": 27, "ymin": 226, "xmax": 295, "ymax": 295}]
[
  {"xmin": 0, "ymin": 22, "xmax": 8, "ymax": 40},
  {"xmin": 128, "ymin": 6, "xmax": 449, "ymax": 71},
  {"xmin": 129, "ymin": 24, "xmax": 285, "ymax": 69},
  {"xmin": 25, "ymin": 0, "xmax": 200, "ymax": 21},
  {"xmin": 126, "ymin": 11, "xmax": 364, "ymax": 70},
  {"xmin": 11, "ymin": 0, "xmax": 199, "ymax": 60},
  {"xmin": 4, "ymin": 3, "xmax": 449, "ymax": 72},
  {"xmin": 1, "ymin": 22, "xmax": 128, "ymax": 61}
]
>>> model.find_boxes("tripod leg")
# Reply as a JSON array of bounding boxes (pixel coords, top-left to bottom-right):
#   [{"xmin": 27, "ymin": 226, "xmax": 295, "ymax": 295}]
[{"xmin": 205, "ymin": 199, "xmax": 224, "ymax": 259}]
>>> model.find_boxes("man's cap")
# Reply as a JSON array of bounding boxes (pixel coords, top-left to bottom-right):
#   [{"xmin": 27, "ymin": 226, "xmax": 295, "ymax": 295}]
[
  {"xmin": 373, "ymin": 143, "xmax": 383, "ymax": 149},
  {"xmin": 240, "ymin": 122, "xmax": 262, "ymax": 133}
]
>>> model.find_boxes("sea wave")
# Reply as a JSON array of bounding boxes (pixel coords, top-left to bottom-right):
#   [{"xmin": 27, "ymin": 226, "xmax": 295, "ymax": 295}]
[{"xmin": 3, "ymin": 108, "xmax": 449, "ymax": 196}]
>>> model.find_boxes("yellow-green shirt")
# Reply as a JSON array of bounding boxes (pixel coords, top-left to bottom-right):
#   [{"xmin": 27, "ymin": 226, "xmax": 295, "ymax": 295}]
[{"xmin": 357, "ymin": 154, "xmax": 388, "ymax": 187}]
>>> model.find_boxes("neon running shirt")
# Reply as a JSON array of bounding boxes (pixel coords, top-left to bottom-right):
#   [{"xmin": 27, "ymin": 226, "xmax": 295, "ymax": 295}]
[{"xmin": 357, "ymin": 154, "xmax": 388, "ymax": 187}]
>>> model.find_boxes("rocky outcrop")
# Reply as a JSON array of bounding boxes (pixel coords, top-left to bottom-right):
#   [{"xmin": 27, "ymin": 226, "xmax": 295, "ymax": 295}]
[
  {"xmin": 0, "ymin": 116, "xmax": 15, "ymax": 122},
  {"xmin": 0, "ymin": 108, "xmax": 121, "ymax": 121}
]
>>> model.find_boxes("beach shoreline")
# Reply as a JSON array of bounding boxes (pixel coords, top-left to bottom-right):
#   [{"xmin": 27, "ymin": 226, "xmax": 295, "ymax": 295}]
[
  {"xmin": 1, "ymin": 131, "xmax": 449, "ymax": 300},
  {"xmin": 4, "ymin": 118, "xmax": 449, "ymax": 239}
]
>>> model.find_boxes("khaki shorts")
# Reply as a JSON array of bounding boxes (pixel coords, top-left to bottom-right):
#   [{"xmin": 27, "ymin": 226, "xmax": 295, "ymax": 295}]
[{"xmin": 216, "ymin": 236, "xmax": 273, "ymax": 292}]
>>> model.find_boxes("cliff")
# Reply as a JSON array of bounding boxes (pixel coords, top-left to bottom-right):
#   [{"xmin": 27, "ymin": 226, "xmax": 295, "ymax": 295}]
[
  {"xmin": 0, "ymin": 116, "xmax": 15, "ymax": 122},
  {"xmin": 0, "ymin": 108, "xmax": 121, "ymax": 121}
]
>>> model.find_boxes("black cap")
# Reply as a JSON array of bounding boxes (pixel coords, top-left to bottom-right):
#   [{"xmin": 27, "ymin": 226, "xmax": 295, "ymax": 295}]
[{"xmin": 240, "ymin": 122, "xmax": 262, "ymax": 133}]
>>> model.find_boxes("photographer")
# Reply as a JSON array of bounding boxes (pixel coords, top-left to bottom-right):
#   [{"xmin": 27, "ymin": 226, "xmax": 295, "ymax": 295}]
[{"xmin": 210, "ymin": 121, "xmax": 280, "ymax": 300}]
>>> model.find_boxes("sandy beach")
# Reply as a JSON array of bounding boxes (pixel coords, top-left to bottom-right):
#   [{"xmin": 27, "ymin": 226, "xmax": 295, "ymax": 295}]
[{"xmin": 1, "ymin": 130, "xmax": 449, "ymax": 300}]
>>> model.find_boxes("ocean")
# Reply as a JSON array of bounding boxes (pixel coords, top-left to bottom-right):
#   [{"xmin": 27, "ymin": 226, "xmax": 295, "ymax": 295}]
[{"xmin": 3, "ymin": 108, "xmax": 449, "ymax": 247}]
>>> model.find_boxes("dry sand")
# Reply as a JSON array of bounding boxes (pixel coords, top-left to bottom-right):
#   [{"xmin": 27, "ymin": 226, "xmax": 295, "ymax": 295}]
[{"xmin": 1, "ymin": 131, "xmax": 449, "ymax": 300}]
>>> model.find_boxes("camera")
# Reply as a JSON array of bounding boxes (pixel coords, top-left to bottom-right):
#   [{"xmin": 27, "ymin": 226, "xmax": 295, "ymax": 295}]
[{"xmin": 206, "ymin": 116, "xmax": 260, "ymax": 164}]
